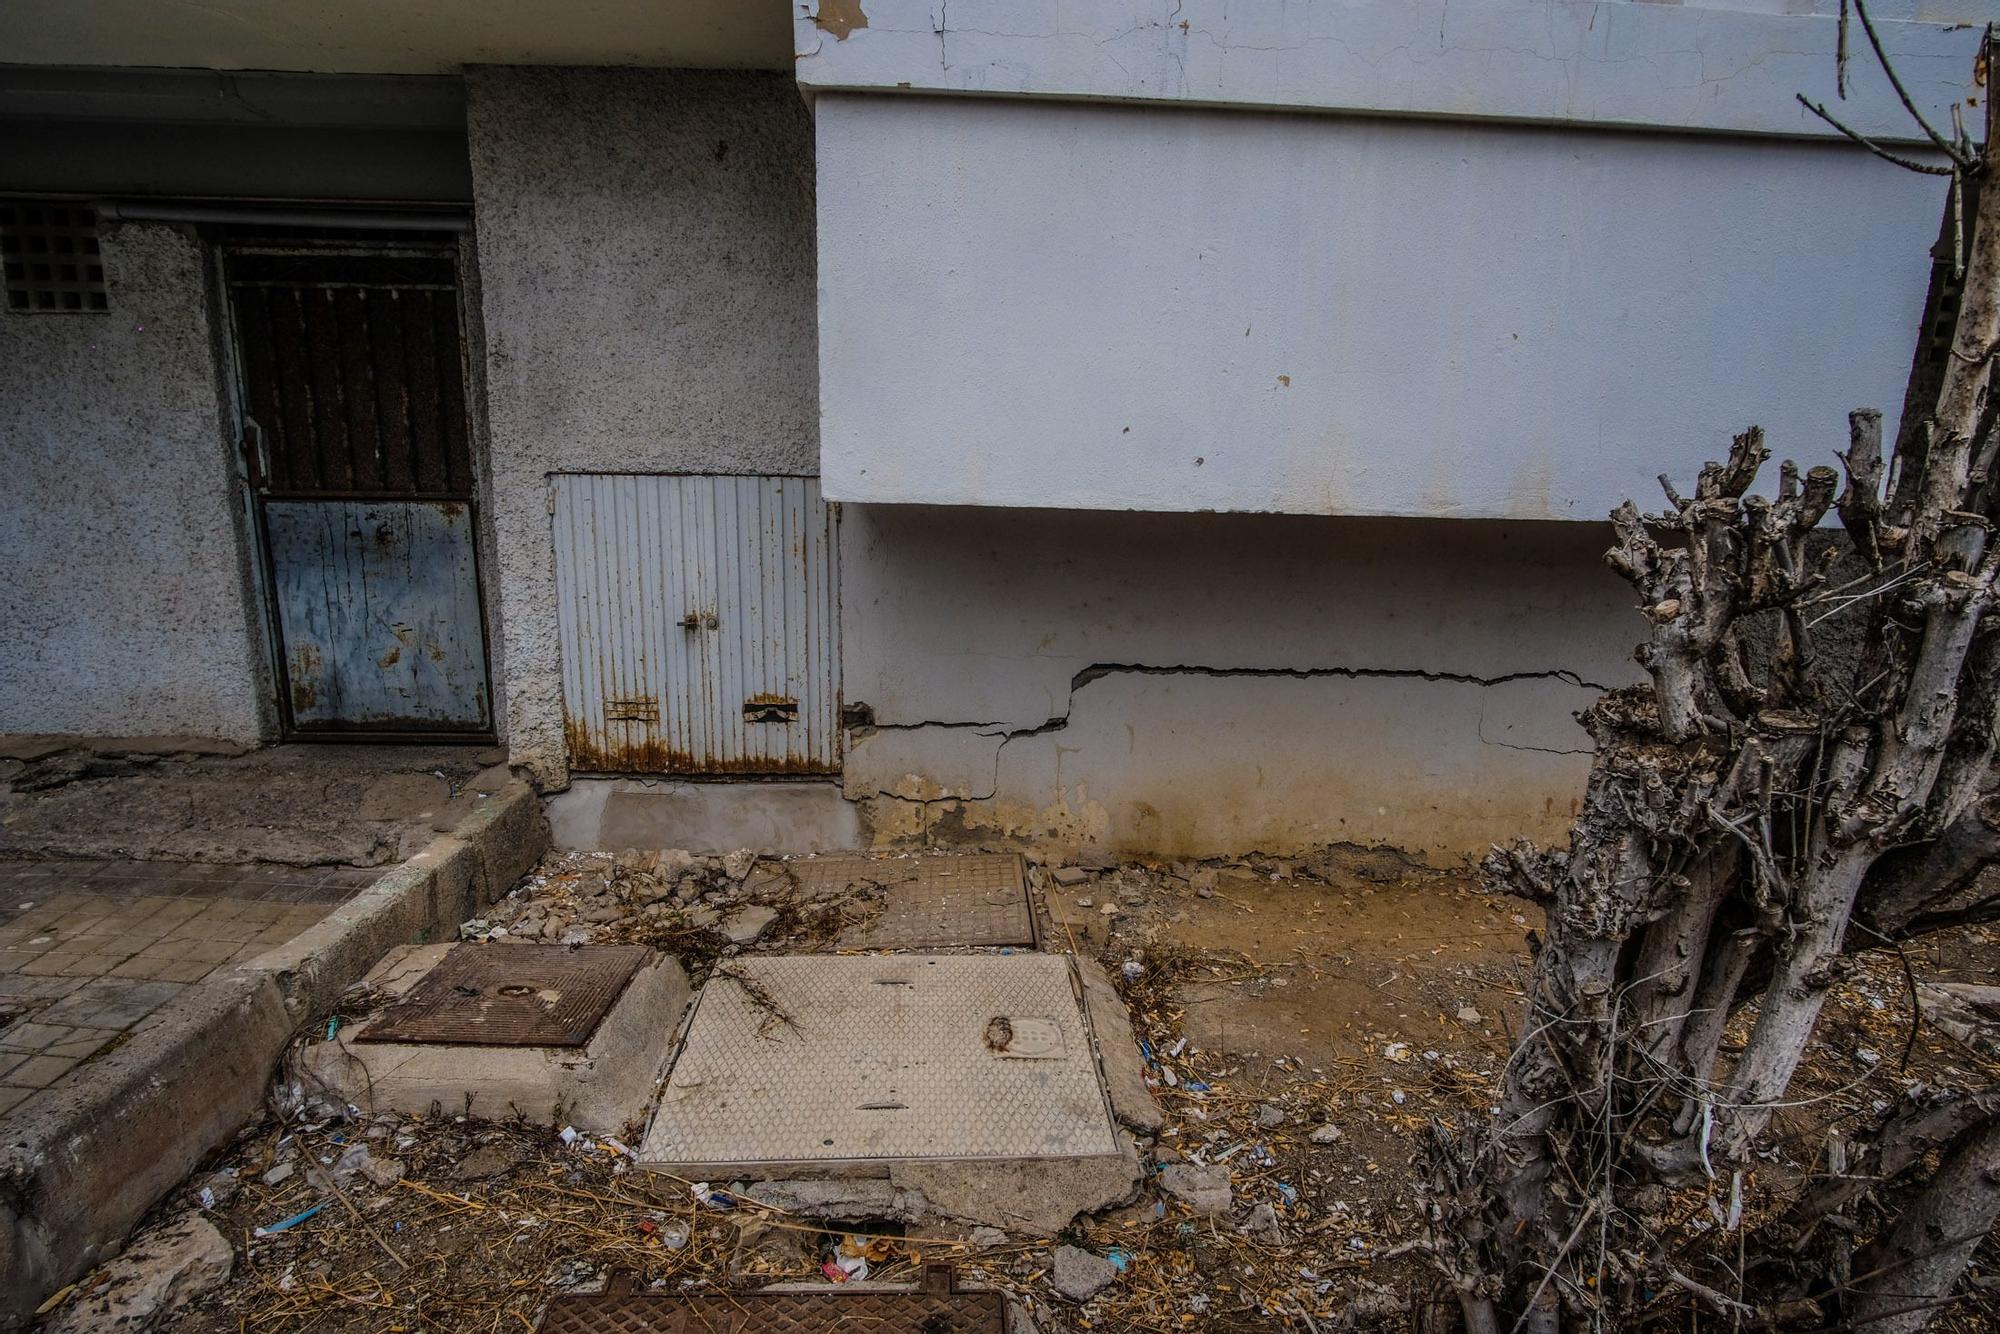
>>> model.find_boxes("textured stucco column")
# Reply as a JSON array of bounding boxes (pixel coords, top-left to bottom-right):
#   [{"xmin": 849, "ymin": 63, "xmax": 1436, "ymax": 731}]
[
  {"xmin": 465, "ymin": 67, "xmax": 820, "ymax": 786},
  {"xmin": 0, "ymin": 221, "xmax": 268, "ymax": 742}
]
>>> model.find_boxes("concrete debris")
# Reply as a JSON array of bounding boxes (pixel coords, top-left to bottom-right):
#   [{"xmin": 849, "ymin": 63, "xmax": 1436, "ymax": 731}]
[
  {"xmin": 1050, "ymin": 1244, "xmax": 1118, "ymax": 1302},
  {"xmin": 722, "ymin": 849, "xmax": 756, "ymax": 882},
  {"xmin": 1456, "ymin": 1005, "xmax": 1484, "ymax": 1025},
  {"xmin": 718, "ymin": 904, "xmax": 778, "ymax": 946},
  {"xmin": 733, "ymin": 1178, "xmax": 930, "ymax": 1222},
  {"xmin": 1242, "ymin": 1201, "xmax": 1284, "ymax": 1242},
  {"xmin": 259, "ymin": 1162, "xmax": 294, "ymax": 1187},
  {"xmin": 1309, "ymin": 1123, "xmax": 1343, "ymax": 1144},
  {"xmin": 49, "ymin": 1215, "xmax": 232, "ymax": 1334},
  {"xmin": 970, "ymin": 1226, "xmax": 1010, "ymax": 1247},
  {"xmin": 1157, "ymin": 1162, "xmax": 1233, "ymax": 1215},
  {"xmin": 1254, "ymin": 1102, "xmax": 1286, "ymax": 1129},
  {"xmin": 1051, "ymin": 866, "xmax": 1090, "ymax": 886}
]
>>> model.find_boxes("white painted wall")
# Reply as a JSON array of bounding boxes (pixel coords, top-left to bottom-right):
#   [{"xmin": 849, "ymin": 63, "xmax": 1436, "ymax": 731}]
[
  {"xmin": 796, "ymin": 0, "xmax": 1988, "ymax": 142},
  {"xmin": 815, "ymin": 94, "xmax": 1947, "ymax": 518}
]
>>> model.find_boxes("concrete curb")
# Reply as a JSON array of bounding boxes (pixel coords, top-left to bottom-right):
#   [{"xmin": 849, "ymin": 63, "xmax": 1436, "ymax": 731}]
[{"xmin": 0, "ymin": 778, "xmax": 550, "ymax": 1328}]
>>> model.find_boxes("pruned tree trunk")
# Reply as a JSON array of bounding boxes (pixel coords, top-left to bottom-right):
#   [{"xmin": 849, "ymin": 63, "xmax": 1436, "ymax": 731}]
[{"xmin": 1423, "ymin": 23, "xmax": 2000, "ymax": 1332}]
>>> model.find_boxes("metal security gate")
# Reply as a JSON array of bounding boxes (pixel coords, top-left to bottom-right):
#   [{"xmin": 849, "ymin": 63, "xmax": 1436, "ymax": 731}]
[
  {"xmin": 224, "ymin": 244, "xmax": 492, "ymax": 736},
  {"xmin": 553, "ymin": 475, "xmax": 839, "ymax": 774}
]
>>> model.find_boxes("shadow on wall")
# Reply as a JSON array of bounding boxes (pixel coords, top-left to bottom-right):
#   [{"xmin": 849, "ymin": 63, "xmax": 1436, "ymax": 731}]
[{"xmin": 837, "ymin": 507, "xmax": 1639, "ymax": 860}]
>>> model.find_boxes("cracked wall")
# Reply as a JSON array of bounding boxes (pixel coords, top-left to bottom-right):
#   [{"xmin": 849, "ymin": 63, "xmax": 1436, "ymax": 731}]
[
  {"xmin": 840, "ymin": 505, "xmax": 1637, "ymax": 858},
  {"xmin": 0, "ymin": 222, "xmax": 269, "ymax": 742}
]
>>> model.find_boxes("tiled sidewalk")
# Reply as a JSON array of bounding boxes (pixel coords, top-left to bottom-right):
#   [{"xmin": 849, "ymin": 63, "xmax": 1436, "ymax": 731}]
[{"xmin": 0, "ymin": 860, "xmax": 382, "ymax": 1117}]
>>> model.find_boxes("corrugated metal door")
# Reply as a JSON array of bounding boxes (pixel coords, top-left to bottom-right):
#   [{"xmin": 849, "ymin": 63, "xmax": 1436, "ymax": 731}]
[
  {"xmin": 553, "ymin": 475, "xmax": 840, "ymax": 774},
  {"xmin": 224, "ymin": 244, "xmax": 492, "ymax": 736}
]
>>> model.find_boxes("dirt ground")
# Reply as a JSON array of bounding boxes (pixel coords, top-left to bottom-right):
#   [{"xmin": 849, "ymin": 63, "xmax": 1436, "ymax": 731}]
[
  {"xmin": 0, "ymin": 739, "xmax": 499, "ymax": 866},
  {"xmin": 47, "ymin": 844, "xmax": 2000, "ymax": 1332}
]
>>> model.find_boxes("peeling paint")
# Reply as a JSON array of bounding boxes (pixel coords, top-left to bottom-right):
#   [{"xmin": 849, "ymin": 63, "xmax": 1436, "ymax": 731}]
[{"xmin": 812, "ymin": 0, "xmax": 869, "ymax": 41}]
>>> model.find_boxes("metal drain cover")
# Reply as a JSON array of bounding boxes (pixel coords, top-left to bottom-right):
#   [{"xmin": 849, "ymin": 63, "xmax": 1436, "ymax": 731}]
[
  {"xmin": 641, "ymin": 953, "xmax": 1120, "ymax": 1171},
  {"xmin": 537, "ymin": 1268, "xmax": 1004, "ymax": 1333},
  {"xmin": 361, "ymin": 944, "xmax": 651, "ymax": 1047},
  {"xmin": 757, "ymin": 853, "xmax": 1035, "ymax": 949}
]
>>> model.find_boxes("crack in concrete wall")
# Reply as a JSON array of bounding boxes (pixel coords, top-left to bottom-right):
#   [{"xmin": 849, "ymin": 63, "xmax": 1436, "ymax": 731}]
[{"xmin": 854, "ymin": 659, "xmax": 1605, "ymax": 809}]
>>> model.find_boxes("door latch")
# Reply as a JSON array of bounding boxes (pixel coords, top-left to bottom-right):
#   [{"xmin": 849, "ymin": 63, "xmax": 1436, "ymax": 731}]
[
  {"xmin": 743, "ymin": 694, "xmax": 799, "ymax": 723},
  {"xmin": 678, "ymin": 611, "xmax": 719, "ymax": 630}
]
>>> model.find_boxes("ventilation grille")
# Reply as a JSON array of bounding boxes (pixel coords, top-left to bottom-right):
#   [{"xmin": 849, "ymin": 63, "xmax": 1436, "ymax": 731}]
[{"xmin": 2, "ymin": 203, "xmax": 108, "ymax": 313}]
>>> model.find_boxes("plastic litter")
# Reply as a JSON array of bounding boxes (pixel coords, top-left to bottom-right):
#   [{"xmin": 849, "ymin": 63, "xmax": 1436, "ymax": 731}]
[{"xmin": 254, "ymin": 1202, "xmax": 325, "ymax": 1238}]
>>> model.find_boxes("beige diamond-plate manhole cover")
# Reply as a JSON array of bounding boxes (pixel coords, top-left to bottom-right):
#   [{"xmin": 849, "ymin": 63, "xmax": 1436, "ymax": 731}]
[
  {"xmin": 360, "ymin": 944, "xmax": 650, "ymax": 1047},
  {"xmin": 755, "ymin": 853, "xmax": 1035, "ymax": 949},
  {"xmin": 640, "ymin": 953, "xmax": 1119, "ymax": 1171}
]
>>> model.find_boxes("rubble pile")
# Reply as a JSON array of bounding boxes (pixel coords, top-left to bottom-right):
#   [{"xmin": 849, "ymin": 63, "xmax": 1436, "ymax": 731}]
[{"xmin": 44, "ymin": 843, "xmax": 1992, "ymax": 1332}]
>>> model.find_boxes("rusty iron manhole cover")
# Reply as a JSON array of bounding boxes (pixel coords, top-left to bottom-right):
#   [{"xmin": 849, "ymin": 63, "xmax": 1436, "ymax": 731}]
[
  {"xmin": 752, "ymin": 854, "xmax": 1035, "ymax": 950},
  {"xmin": 360, "ymin": 944, "xmax": 651, "ymax": 1047},
  {"xmin": 537, "ymin": 1268, "xmax": 1004, "ymax": 1333}
]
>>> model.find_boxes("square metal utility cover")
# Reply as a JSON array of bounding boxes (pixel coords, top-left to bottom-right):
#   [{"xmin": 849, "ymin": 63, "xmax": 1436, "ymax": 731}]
[
  {"xmin": 640, "ymin": 953, "xmax": 1120, "ymax": 1171},
  {"xmin": 360, "ymin": 943, "xmax": 651, "ymax": 1047},
  {"xmin": 538, "ymin": 1269, "xmax": 1003, "ymax": 1333},
  {"xmin": 758, "ymin": 853, "xmax": 1035, "ymax": 949}
]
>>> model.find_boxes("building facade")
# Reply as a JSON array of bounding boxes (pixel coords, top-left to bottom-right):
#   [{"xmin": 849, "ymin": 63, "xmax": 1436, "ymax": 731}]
[{"xmin": 2, "ymin": 0, "xmax": 1989, "ymax": 858}]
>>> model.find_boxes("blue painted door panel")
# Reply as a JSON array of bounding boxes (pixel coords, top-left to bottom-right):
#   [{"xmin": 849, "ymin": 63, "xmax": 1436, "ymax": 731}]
[{"xmin": 266, "ymin": 499, "xmax": 490, "ymax": 731}]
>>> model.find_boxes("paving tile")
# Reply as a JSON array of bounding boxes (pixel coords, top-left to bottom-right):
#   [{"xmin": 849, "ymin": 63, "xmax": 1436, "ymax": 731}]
[
  {"xmin": 0, "ymin": 1020, "xmax": 74, "ymax": 1051},
  {"xmin": 0, "ymin": 1053, "xmax": 25, "ymax": 1080},
  {"xmin": 42, "ymin": 1030, "xmax": 116, "ymax": 1060},
  {"xmin": 37, "ymin": 980, "xmax": 184, "ymax": 1030},
  {"xmin": 0, "ymin": 1087, "xmax": 36, "ymax": 1117},
  {"xmin": 152, "ymin": 959, "xmax": 215, "ymax": 984},
  {"xmin": 7, "ymin": 1054, "xmax": 77, "ymax": 1087},
  {"xmin": 20, "ymin": 951, "xmax": 90, "ymax": 977},
  {"xmin": 163, "ymin": 938, "xmax": 242, "ymax": 965}
]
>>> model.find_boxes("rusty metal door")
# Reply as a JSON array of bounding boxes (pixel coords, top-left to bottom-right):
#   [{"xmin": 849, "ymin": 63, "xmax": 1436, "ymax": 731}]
[
  {"xmin": 552, "ymin": 474, "xmax": 840, "ymax": 774},
  {"xmin": 224, "ymin": 245, "xmax": 491, "ymax": 736}
]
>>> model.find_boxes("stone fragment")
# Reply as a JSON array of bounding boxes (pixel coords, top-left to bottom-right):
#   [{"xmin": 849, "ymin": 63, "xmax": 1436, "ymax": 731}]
[
  {"xmin": 1254, "ymin": 1103, "xmax": 1286, "ymax": 1129},
  {"xmin": 1456, "ymin": 1006, "xmax": 1484, "ymax": 1025},
  {"xmin": 1051, "ymin": 866, "xmax": 1089, "ymax": 886},
  {"xmin": 970, "ymin": 1226, "xmax": 1010, "ymax": 1248},
  {"xmin": 1242, "ymin": 1201, "xmax": 1284, "ymax": 1241},
  {"xmin": 259, "ymin": 1162, "xmax": 294, "ymax": 1187},
  {"xmin": 1050, "ymin": 1244, "xmax": 1118, "ymax": 1302},
  {"xmin": 1158, "ymin": 1162, "xmax": 1232, "ymax": 1215},
  {"xmin": 722, "ymin": 849, "xmax": 756, "ymax": 881},
  {"xmin": 1309, "ymin": 1123, "xmax": 1343, "ymax": 1145},
  {"xmin": 51, "ymin": 1215, "xmax": 233, "ymax": 1334},
  {"xmin": 719, "ymin": 904, "xmax": 778, "ymax": 946}
]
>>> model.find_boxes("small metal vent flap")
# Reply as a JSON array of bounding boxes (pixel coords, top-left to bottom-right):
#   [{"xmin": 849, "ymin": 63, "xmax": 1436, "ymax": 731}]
[{"xmin": 361, "ymin": 944, "xmax": 651, "ymax": 1047}]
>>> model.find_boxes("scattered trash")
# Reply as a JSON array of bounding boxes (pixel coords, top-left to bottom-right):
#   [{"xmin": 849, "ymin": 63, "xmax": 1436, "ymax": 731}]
[{"xmin": 253, "ymin": 1203, "xmax": 324, "ymax": 1238}]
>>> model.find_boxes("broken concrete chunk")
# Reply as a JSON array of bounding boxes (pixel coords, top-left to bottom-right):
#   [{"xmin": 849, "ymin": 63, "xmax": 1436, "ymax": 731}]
[
  {"xmin": 718, "ymin": 904, "xmax": 778, "ymax": 946},
  {"xmin": 1456, "ymin": 1006, "xmax": 1485, "ymax": 1025},
  {"xmin": 1050, "ymin": 1244, "xmax": 1118, "ymax": 1302},
  {"xmin": 1242, "ymin": 1201, "xmax": 1284, "ymax": 1242},
  {"xmin": 1254, "ymin": 1103, "xmax": 1286, "ymax": 1129},
  {"xmin": 1309, "ymin": 1123, "xmax": 1343, "ymax": 1145},
  {"xmin": 969, "ymin": 1226, "xmax": 1010, "ymax": 1248},
  {"xmin": 259, "ymin": 1162, "xmax": 294, "ymax": 1187},
  {"xmin": 722, "ymin": 849, "xmax": 756, "ymax": 882},
  {"xmin": 1158, "ymin": 1162, "xmax": 1232, "ymax": 1215},
  {"xmin": 1051, "ymin": 866, "xmax": 1090, "ymax": 886},
  {"xmin": 50, "ymin": 1214, "xmax": 232, "ymax": 1334}
]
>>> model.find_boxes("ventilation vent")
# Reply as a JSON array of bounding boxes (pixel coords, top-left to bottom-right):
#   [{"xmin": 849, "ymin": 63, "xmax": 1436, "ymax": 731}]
[{"xmin": 1, "ymin": 203, "xmax": 108, "ymax": 313}]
